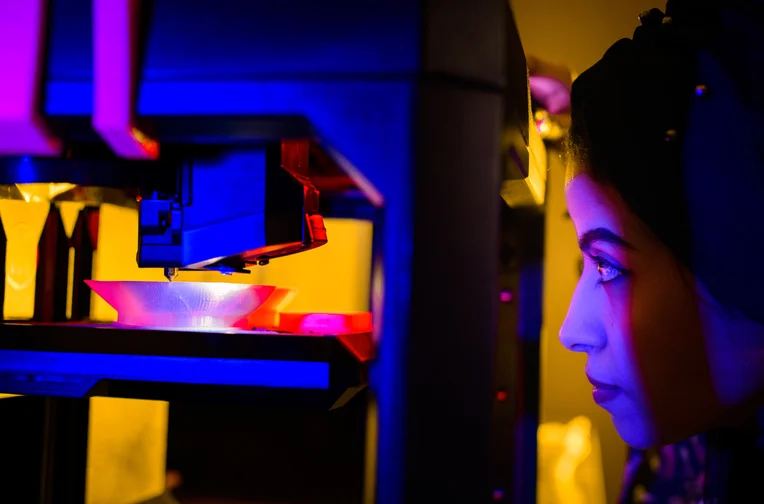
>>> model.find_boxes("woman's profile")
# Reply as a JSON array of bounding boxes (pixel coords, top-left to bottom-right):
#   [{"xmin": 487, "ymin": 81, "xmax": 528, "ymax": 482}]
[{"xmin": 559, "ymin": 1, "xmax": 764, "ymax": 501}]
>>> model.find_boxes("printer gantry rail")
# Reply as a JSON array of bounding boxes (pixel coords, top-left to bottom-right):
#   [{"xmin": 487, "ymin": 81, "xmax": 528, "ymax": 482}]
[{"xmin": 0, "ymin": 323, "xmax": 371, "ymax": 409}]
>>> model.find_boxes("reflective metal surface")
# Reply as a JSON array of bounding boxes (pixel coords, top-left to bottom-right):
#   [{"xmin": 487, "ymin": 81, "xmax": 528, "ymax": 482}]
[{"xmin": 0, "ymin": 183, "xmax": 138, "ymax": 208}]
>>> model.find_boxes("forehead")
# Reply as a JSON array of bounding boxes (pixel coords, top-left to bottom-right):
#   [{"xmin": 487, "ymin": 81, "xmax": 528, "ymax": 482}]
[{"xmin": 564, "ymin": 171, "xmax": 629, "ymax": 238}]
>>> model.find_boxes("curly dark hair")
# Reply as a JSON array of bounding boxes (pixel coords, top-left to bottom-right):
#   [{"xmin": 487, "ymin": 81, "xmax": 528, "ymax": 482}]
[{"xmin": 566, "ymin": 0, "xmax": 764, "ymax": 324}]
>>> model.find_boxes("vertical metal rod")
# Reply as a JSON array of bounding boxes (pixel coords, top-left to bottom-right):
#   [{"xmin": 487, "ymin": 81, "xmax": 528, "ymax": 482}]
[
  {"xmin": 39, "ymin": 398, "xmax": 90, "ymax": 504},
  {"xmin": 34, "ymin": 205, "xmax": 69, "ymax": 322},
  {"xmin": 70, "ymin": 208, "xmax": 98, "ymax": 320}
]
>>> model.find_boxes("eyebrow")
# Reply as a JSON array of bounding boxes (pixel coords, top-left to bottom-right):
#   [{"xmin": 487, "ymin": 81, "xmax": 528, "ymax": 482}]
[{"xmin": 578, "ymin": 228, "xmax": 634, "ymax": 253}]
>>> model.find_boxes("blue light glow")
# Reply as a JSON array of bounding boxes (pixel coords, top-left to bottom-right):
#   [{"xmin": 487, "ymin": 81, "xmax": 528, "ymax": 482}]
[
  {"xmin": 10, "ymin": 156, "xmax": 40, "ymax": 183},
  {"xmin": 0, "ymin": 350, "xmax": 329, "ymax": 390}
]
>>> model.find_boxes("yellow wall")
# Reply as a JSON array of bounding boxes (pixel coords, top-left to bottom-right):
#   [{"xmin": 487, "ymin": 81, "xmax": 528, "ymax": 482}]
[
  {"xmin": 511, "ymin": 0, "xmax": 662, "ymax": 76},
  {"xmin": 1, "ymin": 199, "xmax": 372, "ymax": 503}
]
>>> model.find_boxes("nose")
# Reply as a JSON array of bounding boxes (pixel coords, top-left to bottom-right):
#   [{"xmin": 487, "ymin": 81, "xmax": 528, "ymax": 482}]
[{"xmin": 559, "ymin": 281, "xmax": 606, "ymax": 353}]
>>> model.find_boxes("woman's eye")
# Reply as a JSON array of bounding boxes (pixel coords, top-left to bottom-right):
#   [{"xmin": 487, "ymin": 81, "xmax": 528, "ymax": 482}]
[
  {"xmin": 591, "ymin": 256, "xmax": 624, "ymax": 284},
  {"xmin": 593, "ymin": 257, "xmax": 623, "ymax": 283}
]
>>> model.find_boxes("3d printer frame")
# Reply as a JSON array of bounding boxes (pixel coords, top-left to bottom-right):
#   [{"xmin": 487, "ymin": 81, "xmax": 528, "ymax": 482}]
[{"xmin": 0, "ymin": 0, "xmax": 541, "ymax": 503}]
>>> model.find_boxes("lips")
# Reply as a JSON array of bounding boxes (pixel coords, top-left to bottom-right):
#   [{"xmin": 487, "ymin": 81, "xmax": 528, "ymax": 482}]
[{"xmin": 586, "ymin": 374, "xmax": 621, "ymax": 405}]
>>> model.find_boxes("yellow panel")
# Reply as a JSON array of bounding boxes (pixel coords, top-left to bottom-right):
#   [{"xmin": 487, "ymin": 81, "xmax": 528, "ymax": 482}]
[
  {"xmin": 59, "ymin": 202, "xmax": 85, "ymax": 320},
  {"xmin": 59, "ymin": 201, "xmax": 86, "ymax": 237},
  {"xmin": 537, "ymin": 416, "xmax": 607, "ymax": 504},
  {"xmin": 0, "ymin": 200, "xmax": 49, "ymax": 319},
  {"xmin": 243, "ymin": 217, "xmax": 373, "ymax": 313},
  {"xmin": 86, "ymin": 398, "xmax": 169, "ymax": 504}
]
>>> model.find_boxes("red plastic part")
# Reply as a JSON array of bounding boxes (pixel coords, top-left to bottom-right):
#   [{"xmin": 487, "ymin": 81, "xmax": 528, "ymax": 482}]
[{"xmin": 278, "ymin": 312, "xmax": 372, "ymax": 335}]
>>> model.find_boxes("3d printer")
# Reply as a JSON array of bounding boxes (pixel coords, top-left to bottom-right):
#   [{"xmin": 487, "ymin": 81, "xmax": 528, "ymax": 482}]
[{"xmin": 0, "ymin": 0, "xmax": 542, "ymax": 503}]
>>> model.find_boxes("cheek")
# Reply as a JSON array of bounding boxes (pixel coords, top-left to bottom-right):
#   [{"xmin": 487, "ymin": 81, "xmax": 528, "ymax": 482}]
[
  {"xmin": 595, "ymin": 280, "xmax": 643, "ymax": 388},
  {"xmin": 629, "ymin": 271, "xmax": 704, "ymax": 375},
  {"xmin": 624, "ymin": 263, "xmax": 725, "ymax": 444},
  {"xmin": 578, "ymin": 268, "xmax": 635, "ymax": 372},
  {"xmin": 598, "ymin": 253, "xmax": 705, "ymax": 383}
]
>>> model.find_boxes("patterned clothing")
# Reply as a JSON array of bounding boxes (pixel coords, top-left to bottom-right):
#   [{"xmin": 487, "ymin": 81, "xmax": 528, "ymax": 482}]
[{"xmin": 619, "ymin": 435, "xmax": 706, "ymax": 504}]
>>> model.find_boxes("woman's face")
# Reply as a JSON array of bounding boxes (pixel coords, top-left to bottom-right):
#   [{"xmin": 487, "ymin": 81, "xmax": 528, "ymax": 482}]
[{"xmin": 560, "ymin": 169, "xmax": 753, "ymax": 449}]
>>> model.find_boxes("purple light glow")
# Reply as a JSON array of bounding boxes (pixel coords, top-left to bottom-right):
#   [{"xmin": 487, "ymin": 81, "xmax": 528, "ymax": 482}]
[
  {"xmin": 529, "ymin": 75, "xmax": 571, "ymax": 115},
  {"xmin": 92, "ymin": 0, "xmax": 159, "ymax": 159},
  {"xmin": 0, "ymin": 0, "xmax": 61, "ymax": 155}
]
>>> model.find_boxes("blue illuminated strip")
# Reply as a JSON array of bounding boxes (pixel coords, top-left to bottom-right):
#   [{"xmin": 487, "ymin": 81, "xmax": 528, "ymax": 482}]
[{"xmin": 0, "ymin": 351, "xmax": 329, "ymax": 389}]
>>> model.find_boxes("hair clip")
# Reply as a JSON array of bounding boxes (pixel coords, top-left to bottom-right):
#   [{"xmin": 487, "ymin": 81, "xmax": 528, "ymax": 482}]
[
  {"xmin": 694, "ymin": 84, "xmax": 710, "ymax": 97},
  {"xmin": 638, "ymin": 8, "xmax": 666, "ymax": 26}
]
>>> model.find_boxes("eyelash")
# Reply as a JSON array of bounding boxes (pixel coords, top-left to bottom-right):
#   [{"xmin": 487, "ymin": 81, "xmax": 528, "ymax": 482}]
[{"xmin": 589, "ymin": 255, "xmax": 627, "ymax": 285}]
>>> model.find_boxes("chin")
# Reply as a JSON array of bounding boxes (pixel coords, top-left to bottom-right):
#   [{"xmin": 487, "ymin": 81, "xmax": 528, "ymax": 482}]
[{"xmin": 611, "ymin": 413, "xmax": 659, "ymax": 449}]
